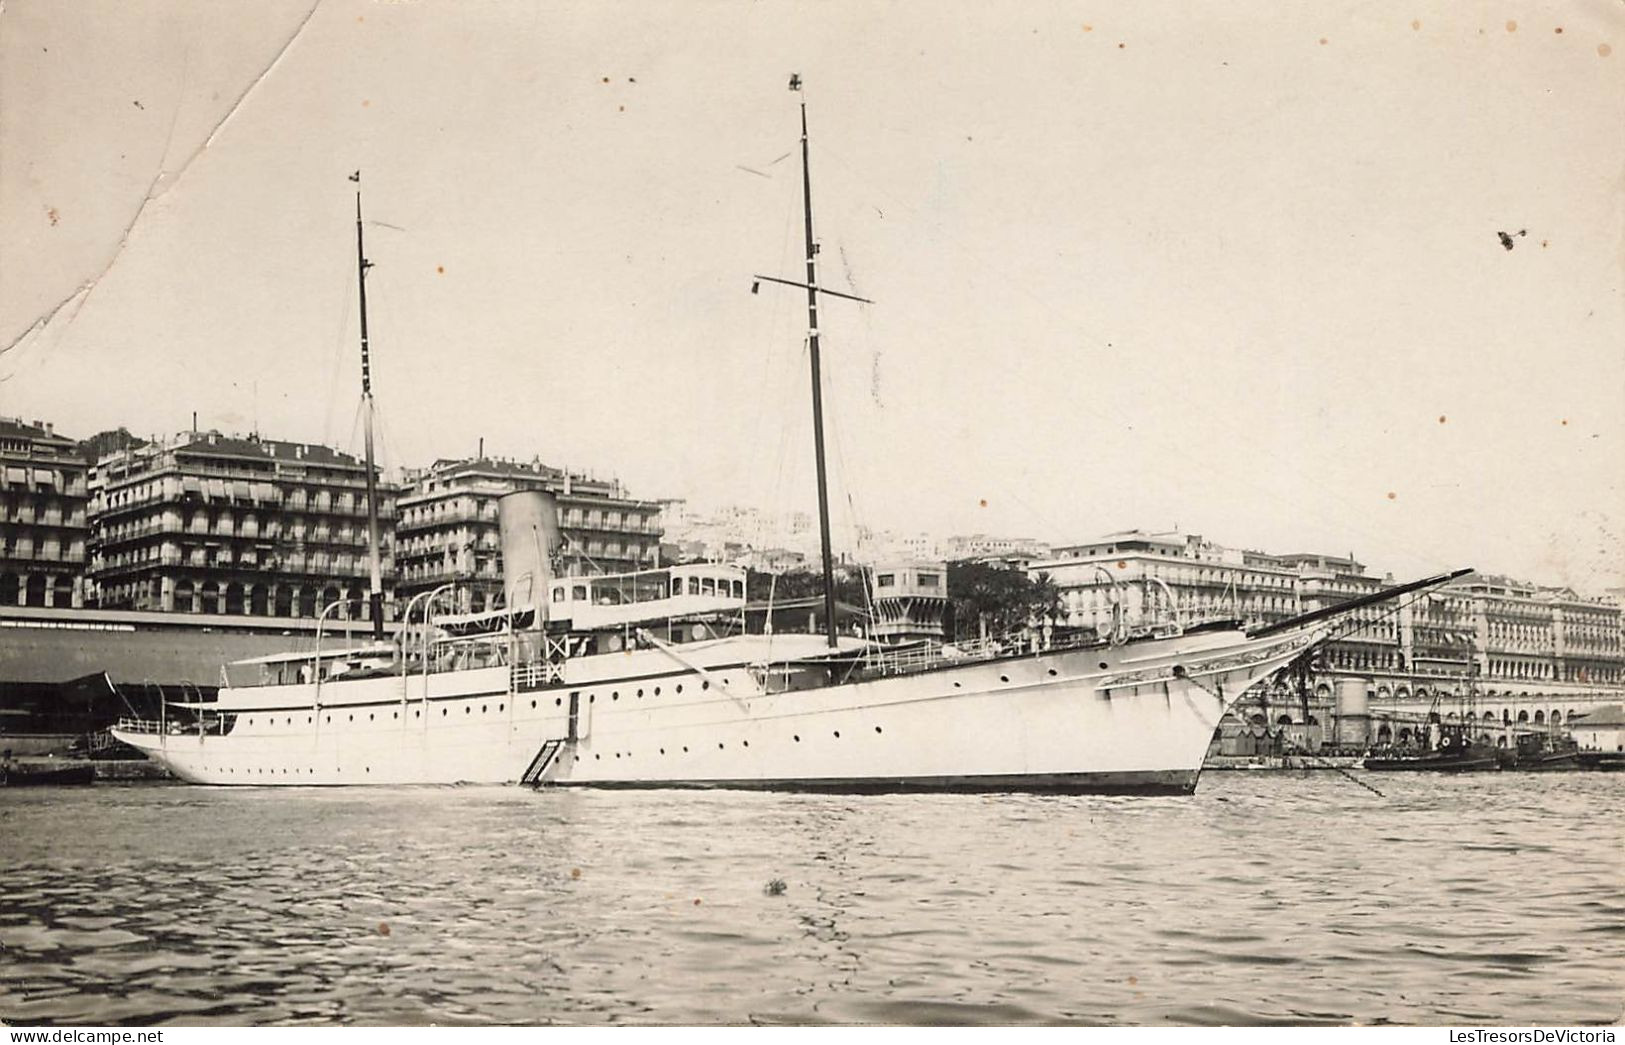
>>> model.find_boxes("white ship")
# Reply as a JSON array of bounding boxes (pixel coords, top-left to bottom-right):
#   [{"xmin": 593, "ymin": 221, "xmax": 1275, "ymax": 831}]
[{"xmin": 111, "ymin": 81, "xmax": 1466, "ymax": 793}]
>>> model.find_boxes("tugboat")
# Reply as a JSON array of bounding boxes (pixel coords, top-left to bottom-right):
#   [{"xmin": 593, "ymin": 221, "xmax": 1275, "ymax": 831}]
[
  {"xmin": 1363, "ymin": 721, "xmax": 1498, "ymax": 772},
  {"xmin": 1506, "ymin": 730, "xmax": 1581, "ymax": 771}
]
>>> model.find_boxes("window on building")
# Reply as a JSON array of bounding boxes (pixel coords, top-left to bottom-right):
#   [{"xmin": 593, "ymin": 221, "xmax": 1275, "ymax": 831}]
[{"xmin": 877, "ymin": 574, "xmax": 895, "ymax": 587}]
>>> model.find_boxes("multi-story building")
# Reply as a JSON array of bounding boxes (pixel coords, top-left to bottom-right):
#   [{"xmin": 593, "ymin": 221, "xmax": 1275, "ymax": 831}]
[
  {"xmin": 0, "ymin": 417, "xmax": 89, "ymax": 608},
  {"xmin": 1035, "ymin": 530, "xmax": 1625, "ymax": 751},
  {"xmin": 393, "ymin": 457, "xmax": 663, "ymax": 613},
  {"xmin": 1034, "ymin": 530, "xmax": 1302, "ymax": 634},
  {"xmin": 88, "ymin": 432, "xmax": 396, "ymax": 620}
]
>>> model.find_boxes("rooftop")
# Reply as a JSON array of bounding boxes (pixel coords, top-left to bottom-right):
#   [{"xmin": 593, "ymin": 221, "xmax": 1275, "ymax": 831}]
[{"xmin": 1569, "ymin": 704, "xmax": 1625, "ymax": 728}]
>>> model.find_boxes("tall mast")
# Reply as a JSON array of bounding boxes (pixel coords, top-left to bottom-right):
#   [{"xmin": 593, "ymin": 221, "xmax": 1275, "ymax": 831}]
[
  {"xmin": 797, "ymin": 89, "xmax": 840, "ymax": 649},
  {"xmin": 354, "ymin": 174, "xmax": 385, "ymax": 641}
]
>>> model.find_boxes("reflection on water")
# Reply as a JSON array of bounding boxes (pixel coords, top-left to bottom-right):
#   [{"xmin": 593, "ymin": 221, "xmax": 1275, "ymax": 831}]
[{"xmin": 1, "ymin": 774, "xmax": 1620, "ymax": 1026}]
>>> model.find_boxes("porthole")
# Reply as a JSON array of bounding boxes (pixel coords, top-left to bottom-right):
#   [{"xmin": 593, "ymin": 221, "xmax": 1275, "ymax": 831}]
[
  {"xmin": 615, "ymin": 753, "xmax": 621, "ymax": 759},
  {"xmin": 953, "ymin": 681, "xmax": 961, "ymax": 689},
  {"xmin": 248, "ymin": 717, "xmax": 255, "ymax": 726},
  {"xmin": 415, "ymin": 710, "xmax": 421, "ymax": 718},
  {"xmin": 555, "ymin": 698, "xmax": 562, "ymax": 706},
  {"xmin": 392, "ymin": 711, "xmax": 398, "ymax": 719},
  {"xmin": 660, "ymin": 748, "xmax": 666, "ymax": 754},
  {"xmin": 307, "ymin": 716, "xmax": 312, "ymax": 723},
  {"xmin": 1047, "ymin": 668, "xmax": 1058, "ymax": 677},
  {"xmin": 499, "ymin": 703, "xmax": 504, "ymax": 712},
  {"xmin": 676, "ymin": 684, "xmax": 684, "ymax": 693},
  {"xmin": 286, "ymin": 717, "xmax": 293, "ymax": 725},
  {"xmin": 637, "ymin": 689, "xmax": 644, "ymax": 697},
  {"xmin": 465, "ymin": 707, "xmax": 471, "ymax": 714},
  {"xmin": 348, "ymin": 714, "xmax": 354, "ymax": 722},
  {"xmin": 611, "ymin": 691, "xmax": 619, "ymax": 700},
  {"xmin": 589, "ymin": 694, "xmax": 596, "ymax": 703},
  {"xmin": 742, "ymin": 740, "xmax": 749, "ymax": 748},
  {"xmin": 481, "ymin": 705, "xmax": 487, "ymax": 713},
  {"xmin": 368, "ymin": 713, "xmax": 374, "ymax": 721},
  {"xmin": 653, "ymin": 686, "xmax": 661, "ymax": 696},
  {"xmin": 718, "ymin": 742, "xmax": 725, "ymax": 750},
  {"xmin": 833, "ymin": 730, "xmax": 841, "ymax": 738},
  {"xmin": 701, "ymin": 681, "xmax": 709, "ymax": 690},
  {"xmin": 875, "ymin": 726, "xmax": 883, "ymax": 734},
  {"xmin": 326, "ymin": 715, "xmax": 331, "ymax": 723},
  {"xmin": 365, "ymin": 767, "xmax": 370, "ymax": 773},
  {"xmin": 531, "ymin": 700, "xmax": 537, "ymax": 709},
  {"xmin": 1099, "ymin": 662, "xmax": 1109, "ymax": 670},
  {"xmin": 794, "ymin": 734, "xmax": 801, "ymax": 742},
  {"xmin": 682, "ymin": 746, "xmax": 689, "ymax": 753},
  {"xmin": 1000, "ymin": 675, "xmax": 1010, "ymax": 683},
  {"xmin": 442, "ymin": 708, "xmax": 448, "ymax": 717},
  {"xmin": 595, "ymin": 754, "xmax": 601, "ymax": 760}
]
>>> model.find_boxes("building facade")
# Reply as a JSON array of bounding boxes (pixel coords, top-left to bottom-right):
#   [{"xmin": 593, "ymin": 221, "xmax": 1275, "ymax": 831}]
[
  {"xmin": 393, "ymin": 458, "xmax": 663, "ymax": 613},
  {"xmin": 1034, "ymin": 530, "xmax": 1304, "ymax": 635},
  {"xmin": 868, "ymin": 561, "xmax": 948, "ymax": 643},
  {"xmin": 88, "ymin": 432, "xmax": 396, "ymax": 620},
  {"xmin": 0, "ymin": 417, "xmax": 89, "ymax": 608},
  {"xmin": 1035, "ymin": 530, "xmax": 1625, "ymax": 751}
]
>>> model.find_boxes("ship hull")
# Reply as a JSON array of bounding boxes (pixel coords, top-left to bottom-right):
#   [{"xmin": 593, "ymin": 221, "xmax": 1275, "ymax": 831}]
[
  {"xmin": 111, "ymin": 627, "xmax": 1322, "ymax": 793},
  {"xmin": 549, "ymin": 769, "xmax": 1198, "ymax": 795}
]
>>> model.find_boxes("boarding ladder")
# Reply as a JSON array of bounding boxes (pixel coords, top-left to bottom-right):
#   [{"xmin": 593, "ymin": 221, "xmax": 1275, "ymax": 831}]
[{"xmin": 521, "ymin": 738, "xmax": 568, "ymax": 787}]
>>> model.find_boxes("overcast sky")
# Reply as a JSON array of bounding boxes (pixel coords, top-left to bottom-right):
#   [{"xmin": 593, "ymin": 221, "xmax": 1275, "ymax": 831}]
[{"xmin": 2, "ymin": 0, "xmax": 1621, "ymax": 592}]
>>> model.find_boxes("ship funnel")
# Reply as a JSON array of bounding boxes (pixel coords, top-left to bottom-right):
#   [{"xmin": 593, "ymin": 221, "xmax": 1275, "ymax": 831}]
[{"xmin": 498, "ymin": 489, "xmax": 562, "ymax": 621}]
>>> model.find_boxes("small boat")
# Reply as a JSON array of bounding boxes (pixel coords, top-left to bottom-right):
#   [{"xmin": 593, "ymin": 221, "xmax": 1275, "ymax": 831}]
[
  {"xmin": 1363, "ymin": 723, "xmax": 1498, "ymax": 772},
  {"xmin": 1506, "ymin": 732, "xmax": 1580, "ymax": 772},
  {"xmin": 0, "ymin": 757, "xmax": 97, "ymax": 787}
]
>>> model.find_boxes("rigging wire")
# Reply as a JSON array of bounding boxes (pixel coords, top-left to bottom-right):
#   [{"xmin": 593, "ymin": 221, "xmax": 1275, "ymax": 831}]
[{"xmin": 807, "ymin": 139, "xmax": 1465, "ymax": 576}]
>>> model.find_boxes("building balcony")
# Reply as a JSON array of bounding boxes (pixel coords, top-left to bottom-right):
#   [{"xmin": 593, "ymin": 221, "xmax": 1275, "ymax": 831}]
[{"xmin": 2, "ymin": 547, "xmax": 86, "ymax": 566}]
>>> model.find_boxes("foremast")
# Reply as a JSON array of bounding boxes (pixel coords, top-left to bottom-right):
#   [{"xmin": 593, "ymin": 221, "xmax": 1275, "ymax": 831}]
[{"xmin": 353, "ymin": 174, "xmax": 386, "ymax": 641}]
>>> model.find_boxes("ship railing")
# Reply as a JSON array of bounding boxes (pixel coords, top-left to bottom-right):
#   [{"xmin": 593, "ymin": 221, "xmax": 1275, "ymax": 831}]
[
  {"xmin": 862, "ymin": 631, "xmax": 1105, "ymax": 678},
  {"xmin": 114, "ymin": 717, "xmax": 164, "ymax": 735},
  {"xmin": 863, "ymin": 634, "xmax": 1007, "ymax": 677},
  {"xmin": 510, "ymin": 658, "xmax": 564, "ymax": 691}
]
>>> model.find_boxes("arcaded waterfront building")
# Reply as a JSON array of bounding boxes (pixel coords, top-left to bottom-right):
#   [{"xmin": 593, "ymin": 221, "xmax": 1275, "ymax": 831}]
[
  {"xmin": 1033, "ymin": 531, "xmax": 1625, "ymax": 750},
  {"xmin": 0, "ymin": 417, "xmax": 89, "ymax": 608},
  {"xmin": 88, "ymin": 432, "xmax": 396, "ymax": 619},
  {"xmin": 1037, "ymin": 530, "xmax": 1303, "ymax": 633},
  {"xmin": 394, "ymin": 457, "xmax": 663, "ymax": 613}
]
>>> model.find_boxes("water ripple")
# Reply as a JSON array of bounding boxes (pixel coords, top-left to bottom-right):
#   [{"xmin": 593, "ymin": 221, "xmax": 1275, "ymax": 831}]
[{"xmin": 1, "ymin": 773, "xmax": 1621, "ymax": 1025}]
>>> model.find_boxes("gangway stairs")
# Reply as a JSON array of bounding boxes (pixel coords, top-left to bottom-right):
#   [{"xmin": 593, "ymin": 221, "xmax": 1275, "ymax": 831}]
[{"xmin": 520, "ymin": 738, "xmax": 568, "ymax": 787}]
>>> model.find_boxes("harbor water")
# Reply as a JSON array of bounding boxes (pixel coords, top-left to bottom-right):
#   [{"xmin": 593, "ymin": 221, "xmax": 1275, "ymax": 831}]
[{"xmin": 2, "ymin": 773, "xmax": 1621, "ymax": 1026}]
